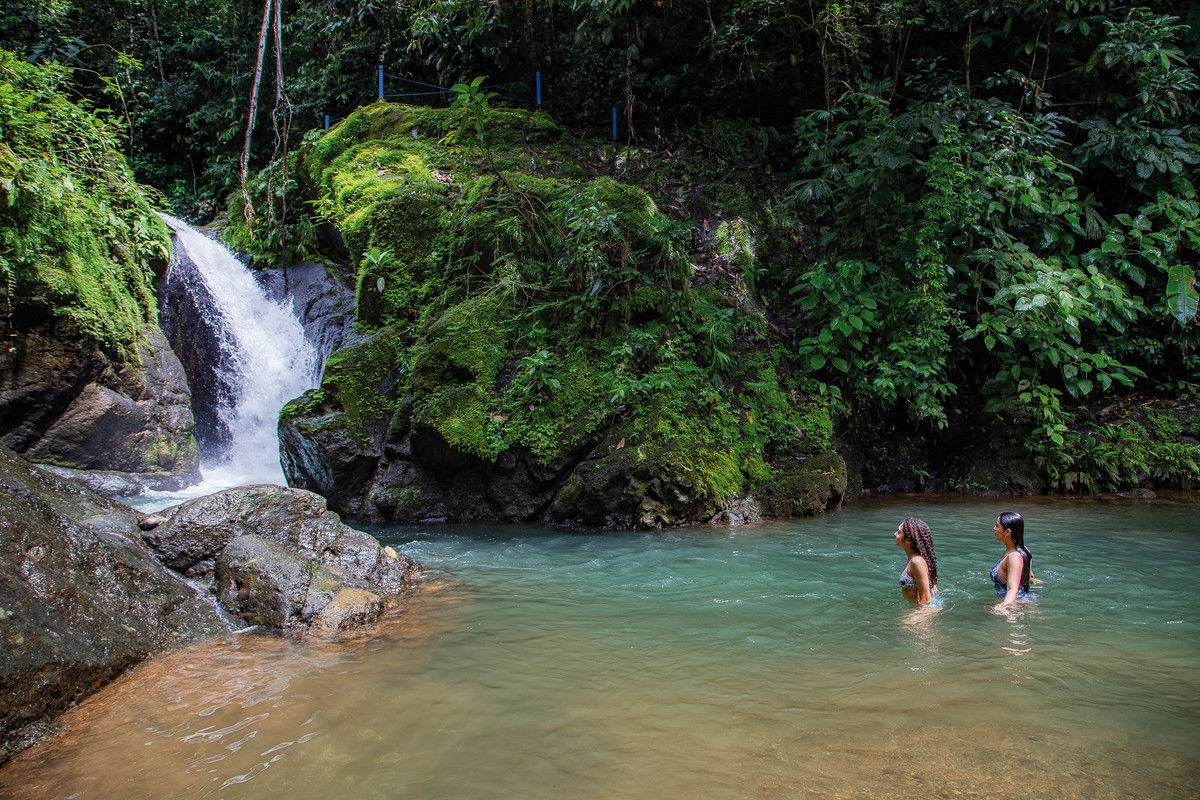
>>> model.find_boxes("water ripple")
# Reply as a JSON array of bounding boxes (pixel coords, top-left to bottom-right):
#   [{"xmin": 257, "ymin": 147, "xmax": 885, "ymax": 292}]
[{"xmin": 2, "ymin": 498, "xmax": 1198, "ymax": 799}]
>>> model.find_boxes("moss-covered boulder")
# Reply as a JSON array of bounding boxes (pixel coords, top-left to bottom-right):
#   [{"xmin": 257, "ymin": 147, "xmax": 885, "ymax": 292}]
[
  {"xmin": 754, "ymin": 452, "xmax": 848, "ymax": 518},
  {"xmin": 0, "ymin": 52, "xmax": 199, "ymax": 487},
  {"xmin": 270, "ymin": 101, "xmax": 842, "ymax": 527}
]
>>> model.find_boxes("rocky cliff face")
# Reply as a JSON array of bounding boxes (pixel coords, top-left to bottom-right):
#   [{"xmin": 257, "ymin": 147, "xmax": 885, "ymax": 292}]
[
  {"xmin": 158, "ymin": 235, "xmax": 238, "ymax": 457},
  {"xmin": 0, "ymin": 322, "xmax": 201, "ymax": 493}
]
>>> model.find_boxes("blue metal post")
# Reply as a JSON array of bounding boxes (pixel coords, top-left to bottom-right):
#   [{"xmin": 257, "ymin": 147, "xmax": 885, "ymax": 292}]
[
  {"xmin": 535, "ymin": 71, "xmax": 542, "ymax": 106},
  {"xmin": 378, "ymin": 65, "xmax": 384, "ymax": 100},
  {"xmin": 612, "ymin": 107, "xmax": 618, "ymax": 141},
  {"xmin": 324, "ymin": 115, "xmax": 330, "ymax": 131}
]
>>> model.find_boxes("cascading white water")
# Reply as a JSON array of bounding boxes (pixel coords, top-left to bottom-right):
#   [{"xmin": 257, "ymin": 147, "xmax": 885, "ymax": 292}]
[{"xmin": 138, "ymin": 215, "xmax": 318, "ymax": 508}]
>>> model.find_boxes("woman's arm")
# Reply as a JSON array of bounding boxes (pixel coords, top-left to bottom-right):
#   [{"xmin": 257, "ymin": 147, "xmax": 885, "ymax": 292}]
[
  {"xmin": 910, "ymin": 556, "xmax": 933, "ymax": 605},
  {"xmin": 1001, "ymin": 551, "xmax": 1024, "ymax": 605}
]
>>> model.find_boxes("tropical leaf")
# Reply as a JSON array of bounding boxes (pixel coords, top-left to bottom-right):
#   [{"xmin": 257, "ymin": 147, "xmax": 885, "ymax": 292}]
[{"xmin": 1166, "ymin": 264, "xmax": 1198, "ymax": 326}]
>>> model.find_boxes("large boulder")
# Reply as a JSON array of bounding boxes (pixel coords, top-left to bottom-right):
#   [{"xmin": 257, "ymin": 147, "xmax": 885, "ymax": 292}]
[
  {"xmin": 271, "ymin": 102, "xmax": 847, "ymax": 530},
  {"xmin": 141, "ymin": 485, "xmax": 422, "ymax": 631},
  {"xmin": 0, "ymin": 444, "xmax": 232, "ymax": 765},
  {"xmin": 0, "ymin": 324, "xmax": 201, "ymax": 492},
  {"xmin": 548, "ymin": 438, "xmax": 720, "ymax": 529},
  {"xmin": 0, "ymin": 447, "xmax": 424, "ymax": 766}
]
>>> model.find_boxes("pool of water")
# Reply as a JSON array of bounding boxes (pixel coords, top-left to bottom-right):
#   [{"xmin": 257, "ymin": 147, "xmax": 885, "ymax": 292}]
[{"xmin": 3, "ymin": 495, "xmax": 1198, "ymax": 799}]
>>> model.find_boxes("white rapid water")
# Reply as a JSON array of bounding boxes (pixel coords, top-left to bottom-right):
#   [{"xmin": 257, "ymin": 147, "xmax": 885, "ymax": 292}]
[{"xmin": 135, "ymin": 215, "xmax": 318, "ymax": 510}]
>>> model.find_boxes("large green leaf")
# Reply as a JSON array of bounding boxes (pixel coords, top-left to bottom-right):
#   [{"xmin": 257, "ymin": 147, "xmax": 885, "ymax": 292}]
[{"xmin": 1166, "ymin": 265, "xmax": 1198, "ymax": 325}]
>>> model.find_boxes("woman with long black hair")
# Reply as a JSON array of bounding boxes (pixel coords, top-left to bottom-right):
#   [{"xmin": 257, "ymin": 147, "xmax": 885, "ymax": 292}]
[{"xmin": 992, "ymin": 511, "xmax": 1037, "ymax": 604}]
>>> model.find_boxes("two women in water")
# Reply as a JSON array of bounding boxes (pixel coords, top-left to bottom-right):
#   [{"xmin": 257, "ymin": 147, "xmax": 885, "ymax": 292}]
[{"xmin": 894, "ymin": 511, "xmax": 1035, "ymax": 607}]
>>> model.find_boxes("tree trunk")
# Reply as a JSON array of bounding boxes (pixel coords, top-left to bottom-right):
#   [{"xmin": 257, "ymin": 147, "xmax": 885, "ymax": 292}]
[{"xmin": 240, "ymin": 0, "xmax": 273, "ymax": 230}]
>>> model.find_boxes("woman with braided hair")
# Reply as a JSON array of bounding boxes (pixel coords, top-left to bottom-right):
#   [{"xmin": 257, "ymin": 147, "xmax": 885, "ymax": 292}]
[
  {"xmin": 992, "ymin": 511, "xmax": 1038, "ymax": 604},
  {"xmin": 894, "ymin": 517, "xmax": 940, "ymax": 606}
]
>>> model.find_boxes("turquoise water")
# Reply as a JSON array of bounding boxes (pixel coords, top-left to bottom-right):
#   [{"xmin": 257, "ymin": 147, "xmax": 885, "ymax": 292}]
[{"xmin": 3, "ymin": 496, "xmax": 1198, "ymax": 798}]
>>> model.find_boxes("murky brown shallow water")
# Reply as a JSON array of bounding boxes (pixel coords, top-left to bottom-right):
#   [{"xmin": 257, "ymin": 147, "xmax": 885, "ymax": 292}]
[{"xmin": 3, "ymin": 497, "xmax": 1198, "ymax": 799}]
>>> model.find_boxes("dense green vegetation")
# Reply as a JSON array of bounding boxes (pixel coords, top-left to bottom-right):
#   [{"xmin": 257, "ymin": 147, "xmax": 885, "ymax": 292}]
[
  {"xmin": 0, "ymin": 51, "xmax": 170, "ymax": 355},
  {"xmin": 3, "ymin": 1, "xmax": 1198, "ymax": 495},
  {"xmin": 275, "ymin": 100, "xmax": 834, "ymax": 510}
]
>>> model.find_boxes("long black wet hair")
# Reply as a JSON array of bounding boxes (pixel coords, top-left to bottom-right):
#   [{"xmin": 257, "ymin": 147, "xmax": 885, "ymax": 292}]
[
  {"xmin": 999, "ymin": 511, "xmax": 1032, "ymax": 592},
  {"xmin": 900, "ymin": 517, "xmax": 938, "ymax": 587}
]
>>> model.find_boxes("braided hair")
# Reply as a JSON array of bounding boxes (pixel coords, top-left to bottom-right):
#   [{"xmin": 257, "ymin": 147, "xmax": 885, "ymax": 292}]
[
  {"xmin": 901, "ymin": 517, "xmax": 938, "ymax": 587},
  {"xmin": 999, "ymin": 511, "xmax": 1032, "ymax": 593}
]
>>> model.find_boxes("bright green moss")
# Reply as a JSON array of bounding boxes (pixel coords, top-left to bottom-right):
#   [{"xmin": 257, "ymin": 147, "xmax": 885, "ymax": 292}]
[
  {"xmin": 0, "ymin": 53, "xmax": 169, "ymax": 356},
  {"xmin": 292, "ymin": 100, "xmax": 833, "ymax": 503},
  {"xmin": 408, "ymin": 291, "xmax": 513, "ymax": 458},
  {"xmin": 713, "ymin": 218, "xmax": 761, "ymax": 292},
  {"xmin": 422, "ymin": 383, "xmax": 499, "ymax": 459},
  {"xmin": 474, "ymin": 108, "xmax": 562, "ymax": 149},
  {"xmin": 297, "ymin": 326, "xmax": 403, "ymax": 445},
  {"xmin": 498, "ymin": 342, "xmax": 615, "ymax": 462}
]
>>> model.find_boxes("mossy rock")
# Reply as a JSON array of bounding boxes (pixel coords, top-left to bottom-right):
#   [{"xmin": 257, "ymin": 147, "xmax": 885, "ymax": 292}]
[
  {"xmin": 0, "ymin": 55, "xmax": 169, "ymax": 357},
  {"xmin": 755, "ymin": 452, "xmax": 848, "ymax": 518},
  {"xmin": 278, "ymin": 100, "xmax": 846, "ymax": 526},
  {"xmin": 290, "ymin": 325, "xmax": 404, "ymax": 445},
  {"xmin": 548, "ymin": 433, "xmax": 741, "ymax": 529}
]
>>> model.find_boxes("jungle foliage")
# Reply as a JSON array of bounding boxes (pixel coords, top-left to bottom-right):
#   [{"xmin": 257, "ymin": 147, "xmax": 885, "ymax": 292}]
[
  {"xmin": 3, "ymin": 0, "xmax": 1198, "ymax": 493},
  {"xmin": 276, "ymin": 100, "xmax": 833, "ymax": 508},
  {"xmin": 0, "ymin": 51, "xmax": 170, "ymax": 355}
]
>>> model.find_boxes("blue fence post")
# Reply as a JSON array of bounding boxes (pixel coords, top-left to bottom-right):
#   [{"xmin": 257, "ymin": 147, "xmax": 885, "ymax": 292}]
[
  {"xmin": 378, "ymin": 65, "xmax": 384, "ymax": 100},
  {"xmin": 535, "ymin": 71, "xmax": 542, "ymax": 107},
  {"xmin": 324, "ymin": 115, "xmax": 330, "ymax": 131},
  {"xmin": 612, "ymin": 107, "xmax": 618, "ymax": 142}
]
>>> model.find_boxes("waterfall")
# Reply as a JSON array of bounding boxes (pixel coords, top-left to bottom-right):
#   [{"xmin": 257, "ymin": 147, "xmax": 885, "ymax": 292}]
[{"xmin": 139, "ymin": 215, "xmax": 318, "ymax": 508}]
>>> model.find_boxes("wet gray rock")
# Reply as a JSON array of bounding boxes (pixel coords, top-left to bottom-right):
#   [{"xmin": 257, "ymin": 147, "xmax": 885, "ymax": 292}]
[
  {"xmin": 0, "ymin": 324, "xmax": 201, "ymax": 488},
  {"xmin": 0, "ymin": 447, "xmax": 424, "ymax": 766},
  {"xmin": 140, "ymin": 483, "xmax": 341, "ymax": 574},
  {"xmin": 253, "ymin": 260, "xmax": 357, "ymax": 374},
  {"xmin": 215, "ymin": 535, "xmax": 313, "ymax": 628},
  {"xmin": 146, "ymin": 485, "xmax": 421, "ymax": 630},
  {"xmin": 0, "ymin": 445, "xmax": 233, "ymax": 765},
  {"xmin": 310, "ymin": 588, "xmax": 387, "ymax": 632},
  {"xmin": 158, "ymin": 229, "xmax": 240, "ymax": 456}
]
